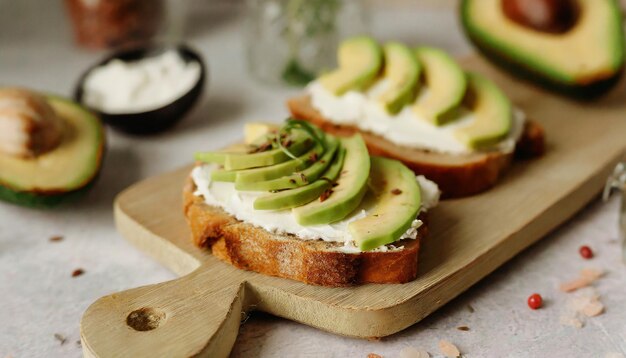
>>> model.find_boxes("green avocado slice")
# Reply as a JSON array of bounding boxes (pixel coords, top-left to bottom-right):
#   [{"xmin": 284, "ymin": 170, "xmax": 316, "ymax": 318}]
[
  {"xmin": 378, "ymin": 42, "xmax": 421, "ymax": 114},
  {"xmin": 293, "ymin": 134, "xmax": 369, "ymax": 226},
  {"xmin": 253, "ymin": 145, "xmax": 346, "ymax": 211},
  {"xmin": 413, "ymin": 47, "xmax": 467, "ymax": 125},
  {"xmin": 461, "ymin": 0, "xmax": 624, "ymax": 97},
  {"xmin": 0, "ymin": 96, "xmax": 105, "ymax": 208},
  {"xmin": 238, "ymin": 136, "xmax": 339, "ymax": 192},
  {"xmin": 319, "ymin": 36, "xmax": 383, "ymax": 95},
  {"xmin": 455, "ymin": 72, "xmax": 512, "ymax": 149},
  {"xmin": 348, "ymin": 156, "xmax": 421, "ymax": 251},
  {"xmin": 211, "ymin": 169, "xmax": 237, "ymax": 182},
  {"xmin": 234, "ymin": 139, "xmax": 327, "ymax": 190},
  {"xmin": 194, "ymin": 129, "xmax": 314, "ymax": 170}
]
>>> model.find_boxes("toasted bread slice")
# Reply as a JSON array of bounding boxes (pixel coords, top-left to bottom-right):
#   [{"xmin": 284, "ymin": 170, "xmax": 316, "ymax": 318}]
[
  {"xmin": 184, "ymin": 178, "xmax": 427, "ymax": 287},
  {"xmin": 287, "ymin": 95, "xmax": 545, "ymax": 198}
]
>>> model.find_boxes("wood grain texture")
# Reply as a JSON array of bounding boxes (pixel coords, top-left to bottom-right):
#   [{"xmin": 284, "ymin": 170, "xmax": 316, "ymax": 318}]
[{"xmin": 80, "ymin": 56, "xmax": 626, "ymax": 358}]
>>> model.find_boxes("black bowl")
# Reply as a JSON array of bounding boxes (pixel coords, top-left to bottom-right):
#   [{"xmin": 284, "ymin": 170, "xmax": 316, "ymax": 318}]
[{"xmin": 74, "ymin": 43, "xmax": 206, "ymax": 135}]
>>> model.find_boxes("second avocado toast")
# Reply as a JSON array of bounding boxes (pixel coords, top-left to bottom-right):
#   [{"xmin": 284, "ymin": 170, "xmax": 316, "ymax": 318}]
[
  {"xmin": 189, "ymin": 120, "xmax": 440, "ymax": 286},
  {"xmin": 289, "ymin": 37, "xmax": 545, "ymax": 197}
]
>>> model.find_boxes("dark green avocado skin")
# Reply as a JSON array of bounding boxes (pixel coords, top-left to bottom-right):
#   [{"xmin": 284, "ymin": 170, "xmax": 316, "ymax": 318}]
[
  {"xmin": 0, "ymin": 180, "xmax": 96, "ymax": 208},
  {"xmin": 0, "ymin": 140, "xmax": 104, "ymax": 209},
  {"xmin": 460, "ymin": 0, "xmax": 624, "ymax": 100}
]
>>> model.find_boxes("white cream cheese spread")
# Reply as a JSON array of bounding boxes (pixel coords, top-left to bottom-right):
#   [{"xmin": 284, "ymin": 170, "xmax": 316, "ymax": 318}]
[
  {"xmin": 83, "ymin": 50, "xmax": 200, "ymax": 114},
  {"xmin": 191, "ymin": 164, "xmax": 440, "ymax": 253},
  {"xmin": 308, "ymin": 80, "xmax": 526, "ymax": 154}
]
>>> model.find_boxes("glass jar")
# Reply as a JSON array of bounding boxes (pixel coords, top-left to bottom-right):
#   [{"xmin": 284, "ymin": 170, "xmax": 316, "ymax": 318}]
[
  {"xmin": 65, "ymin": 0, "xmax": 165, "ymax": 49},
  {"xmin": 244, "ymin": 0, "xmax": 370, "ymax": 87},
  {"xmin": 604, "ymin": 159, "xmax": 626, "ymax": 262}
]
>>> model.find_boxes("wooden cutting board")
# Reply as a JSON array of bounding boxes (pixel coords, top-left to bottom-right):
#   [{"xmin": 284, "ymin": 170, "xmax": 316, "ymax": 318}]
[{"xmin": 80, "ymin": 57, "xmax": 626, "ymax": 358}]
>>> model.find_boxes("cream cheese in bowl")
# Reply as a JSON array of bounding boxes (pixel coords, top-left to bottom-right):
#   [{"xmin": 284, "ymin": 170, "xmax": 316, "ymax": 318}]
[
  {"xmin": 75, "ymin": 44, "xmax": 206, "ymax": 134},
  {"xmin": 82, "ymin": 51, "xmax": 200, "ymax": 114}
]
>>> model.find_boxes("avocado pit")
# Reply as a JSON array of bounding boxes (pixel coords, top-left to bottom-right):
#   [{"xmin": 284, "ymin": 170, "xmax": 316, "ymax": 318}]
[
  {"xmin": 502, "ymin": 0, "xmax": 580, "ymax": 34},
  {"xmin": 0, "ymin": 88, "xmax": 64, "ymax": 158}
]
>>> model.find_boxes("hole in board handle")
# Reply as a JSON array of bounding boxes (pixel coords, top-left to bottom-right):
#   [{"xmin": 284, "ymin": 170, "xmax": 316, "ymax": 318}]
[{"xmin": 126, "ymin": 307, "xmax": 166, "ymax": 331}]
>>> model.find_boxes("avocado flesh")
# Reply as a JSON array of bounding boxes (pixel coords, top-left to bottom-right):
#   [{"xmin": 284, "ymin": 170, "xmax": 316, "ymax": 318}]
[
  {"xmin": 319, "ymin": 36, "xmax": 383, "ymax": 96},
  {"xmin": 211, "ymin": 169, "xmax": 236, "ymax": 182},
  {"xmin": 413, "ymin": 47, "xmax": 467, "ymax": 125},
  {"xmin": 253, "ymin": 145, "xmax": 346, "ymax": 211},
  {"xmin": 348, "ymin": 156, "xmax": 421, "ymax": 251},
  {"xmin": 378, "ymin": 42, "xmax": 421, "ymax": 115},
  {"xmin": 244, "ymin": 122, "xmax": 279, "ymax": 145},
  {"xmin": 293, "ymin": 135, "xmax": 370, "ymax": 226},
  {"xmin": 211, "ymin": 139, "xmax": 321, "ymax": 186},
  {"xmin": 455, "ymin": 72, "xmax": 512, "ymax": 149},
  {"xmin": 234, "ymin": 140, "xmax": 327, "ymax": 189},
  {"xmin": 238, "ymin": 136, "xmax": 339, "ymax": 192},
  {"xmin": 461, "ymin": 0, "xmax": 624, "ymax": 96},
  {"xmin": 0, "ymin": 96, "xmax": 104, "ymax": 208},
  {"xmin": 195, "ymin": 130, "xmax": 314, "ymax": 170}
]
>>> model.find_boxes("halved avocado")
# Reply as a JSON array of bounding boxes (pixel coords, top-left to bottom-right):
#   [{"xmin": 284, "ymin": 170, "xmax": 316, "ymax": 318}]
[
  {"xmin": 455, "ymin": 72, "xmax": 512, "ymax": 149},
  {"xmin": 0, "ymin": 96, "xmax": 105, "ymax": 208},
  {"xmin": 461, "ymin": 0, "xmax": 625, "ymax": 98},
  {"xmin": 413, "ymin": 47, "xmax": 467, "ymax": 125}
]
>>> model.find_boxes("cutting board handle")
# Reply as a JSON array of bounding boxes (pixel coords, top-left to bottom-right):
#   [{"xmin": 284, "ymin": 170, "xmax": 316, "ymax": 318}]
[{"xmin": 80, "ymin": 267, "xmax": 247, "ymax": 358}]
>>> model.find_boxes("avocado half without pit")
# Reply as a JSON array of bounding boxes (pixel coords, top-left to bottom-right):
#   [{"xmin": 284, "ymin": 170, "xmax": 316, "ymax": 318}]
[
  {"xmin": 0, "ymin": 88, "xmax": 105, "ymax": 208},
  {"xmin": 461, "ymin": 0, "xmax": 625, "ymax": 98},
  {"xmin": 74, "ymin": 43, "xmax": 206, "ymax": 134}
]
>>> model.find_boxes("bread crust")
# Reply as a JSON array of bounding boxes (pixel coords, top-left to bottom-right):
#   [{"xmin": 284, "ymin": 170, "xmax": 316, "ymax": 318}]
[
  {"xmin": 287, "ymin": 95, "xmax": 545, "ymax": 198},
  {"xmin": 184, "ymin": 178, "xmax": 427, "ymax": 287}
]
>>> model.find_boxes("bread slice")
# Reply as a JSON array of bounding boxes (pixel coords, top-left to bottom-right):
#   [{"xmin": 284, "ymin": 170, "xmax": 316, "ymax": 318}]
[
  {"xmin": 287, "ymin": 95, "xmax": 545, "ymax": 198},
  {"xmin": 184, "ymin": 177, "xmax": 428, "ymax": 287}
]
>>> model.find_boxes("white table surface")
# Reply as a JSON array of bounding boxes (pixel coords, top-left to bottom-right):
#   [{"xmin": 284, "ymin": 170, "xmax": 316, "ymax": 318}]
[{"xmin": 1, "ymin": 1, "xmax": 625, "ymax": 357}]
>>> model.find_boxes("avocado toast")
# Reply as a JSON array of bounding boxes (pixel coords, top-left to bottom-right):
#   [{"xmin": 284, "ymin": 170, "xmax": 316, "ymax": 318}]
[
  {"xmin": 288, "ymin": 37, "xmax": 544, "ymax": 198},
  {"xmin": 186, "ymin": 121, "xmax": 439, "ymax": 286}
]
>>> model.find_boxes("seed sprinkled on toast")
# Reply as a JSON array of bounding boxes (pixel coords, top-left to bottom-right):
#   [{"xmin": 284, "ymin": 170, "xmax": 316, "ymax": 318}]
[{"xmin": 320, "ymin": 188, "xmax": 334, "ymax": 202}]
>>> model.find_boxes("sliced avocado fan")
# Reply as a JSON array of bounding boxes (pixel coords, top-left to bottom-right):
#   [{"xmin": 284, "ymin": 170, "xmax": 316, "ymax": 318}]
[
  {"xmin": 195, "ymin": 129, "xmax": 315, "ymax": 171},
  {"xmin": 236, "ymin": 136, "xmax": 338, "ymax": 191},
  {"xmin": 253, "ymin": 145, "xmax": 346, "ymax": 211},
  {"xmin": 293, "ymin": 134, "xmax": 370, "ymax": 226}
]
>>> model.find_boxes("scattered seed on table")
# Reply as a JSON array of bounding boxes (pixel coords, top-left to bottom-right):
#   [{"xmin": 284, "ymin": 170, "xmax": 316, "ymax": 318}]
[
  {"xmin": 579, "ymin": 245, "xmax": 593, "ymax": 259},
  {"xmin": 528, "ymin": 293, "xmax": 543, "ymax": 309},
  {"xmin": 54, "ymin": 333, "xmax": 67, "ymax": 345}
]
